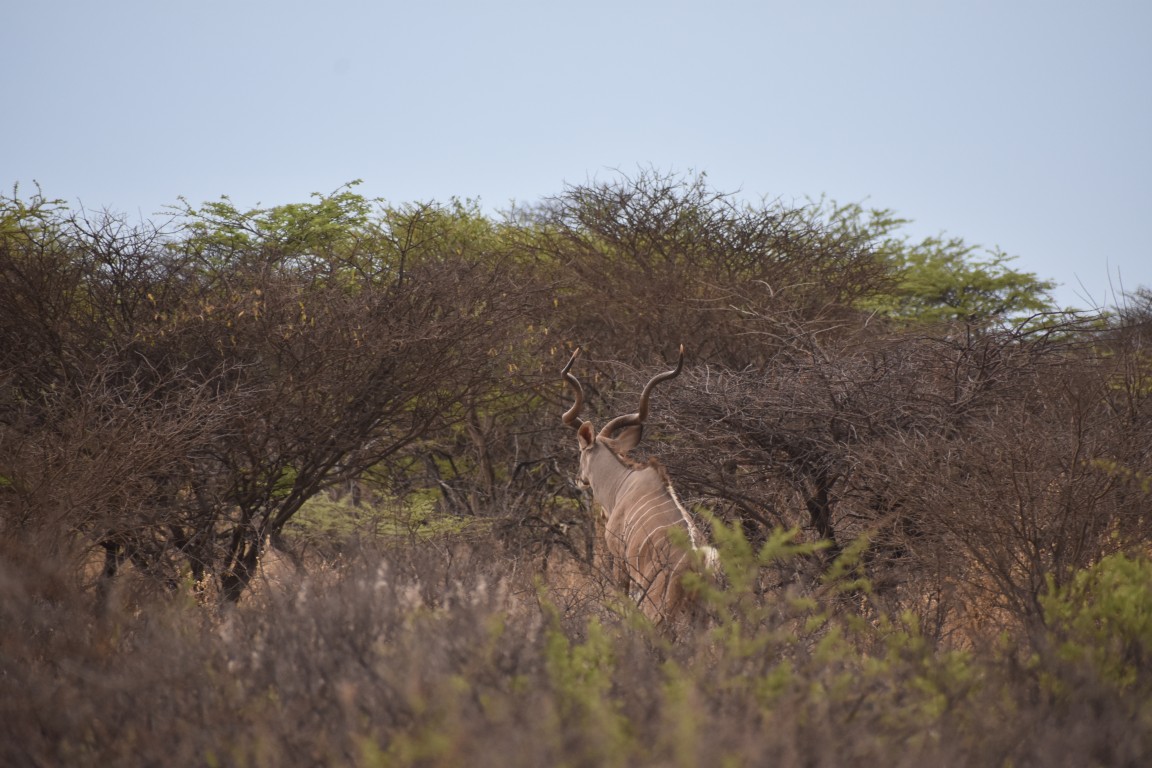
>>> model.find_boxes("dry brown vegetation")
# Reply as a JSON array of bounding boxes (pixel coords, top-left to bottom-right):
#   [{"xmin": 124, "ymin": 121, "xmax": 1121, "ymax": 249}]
[{"xmin": 2, "ymin": 174, "xmax": 1151, "ymax": 766}]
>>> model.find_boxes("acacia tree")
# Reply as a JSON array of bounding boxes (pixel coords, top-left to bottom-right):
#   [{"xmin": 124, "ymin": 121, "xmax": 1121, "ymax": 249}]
[
  {"xmin": 830, "ymin": 199, "xmax": 1059, "ymax": 323},
  {"xmin": 181, "ymin": 263, "xmax": 525, "ymax": 600},
  {"xmin": 4, "ymin": 176, "xmax": 1137, "ymax": 615},
  {"xmin": 0, "ymin": 187, "xmax": 532, "ymax": 601},
  {"xmin": 495, "ymin": 172, "xmax": 1076, "ymax": 583},
  {"xmin": 0, "ymin": 192, "xmax": 220, "ymax": 593},
  {"xmin": 649, "ymin": 313, "xmax": 1151, "ymax": 635},
  {"xmin": 518, "ymin": 170, "xmax": 895, "ymax": 371}
]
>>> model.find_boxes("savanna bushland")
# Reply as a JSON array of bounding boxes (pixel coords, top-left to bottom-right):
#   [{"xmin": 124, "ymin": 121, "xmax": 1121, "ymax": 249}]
[{"xmin": 2, "ymin": 172, "xmax": 1150, "ymax": 766}]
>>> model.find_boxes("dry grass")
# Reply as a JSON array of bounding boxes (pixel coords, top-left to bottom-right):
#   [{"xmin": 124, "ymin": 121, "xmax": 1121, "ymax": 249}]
[{"xmin": 2, "ymin": 525, "xmax": 1149, "ymax": 768}]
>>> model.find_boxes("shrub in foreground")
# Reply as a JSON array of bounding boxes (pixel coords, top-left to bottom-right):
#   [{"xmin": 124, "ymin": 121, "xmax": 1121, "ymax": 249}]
[{"xmin": 2, "ymin": 530, "xmax": 1150, "ymax": 767}]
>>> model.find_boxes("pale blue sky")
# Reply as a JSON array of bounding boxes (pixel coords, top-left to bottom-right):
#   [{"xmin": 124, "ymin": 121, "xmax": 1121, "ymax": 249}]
[{"xmin": 4, "ymin": 1, "xmax": 1149, "ymax": 310}]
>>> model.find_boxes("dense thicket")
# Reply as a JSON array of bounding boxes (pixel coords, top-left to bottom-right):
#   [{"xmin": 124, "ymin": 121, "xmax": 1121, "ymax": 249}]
[
  {"xmin": 0, "ymin": 187, "xmax": 536, "ymax": 601},
  {"xmin": 2, "ymin": 174, "xmax": 1150, "ymax": 765}
]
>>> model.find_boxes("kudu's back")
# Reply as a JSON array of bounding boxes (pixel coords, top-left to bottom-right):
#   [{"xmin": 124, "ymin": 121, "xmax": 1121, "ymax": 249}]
[{"xmin": 561, "ymin": 346, "xmax": 712, "ymax": 624}]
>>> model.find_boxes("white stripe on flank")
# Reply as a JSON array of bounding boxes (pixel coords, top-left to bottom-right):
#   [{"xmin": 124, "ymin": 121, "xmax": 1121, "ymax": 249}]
[{"xmin": 666, "ymin": 482, "xmax": 704, "ymax": 549}]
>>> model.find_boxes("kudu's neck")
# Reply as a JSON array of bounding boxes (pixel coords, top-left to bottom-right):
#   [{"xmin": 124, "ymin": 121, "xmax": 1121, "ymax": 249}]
[{"xmin": 586, "ymin": 445, "xmax": 643, "ymax": 514}]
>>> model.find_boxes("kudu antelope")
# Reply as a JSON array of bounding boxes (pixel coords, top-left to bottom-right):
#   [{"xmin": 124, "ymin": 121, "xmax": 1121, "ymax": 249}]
[{"xmin": 561, "ymin": 345, "xmax": 714, "ymax": 623}]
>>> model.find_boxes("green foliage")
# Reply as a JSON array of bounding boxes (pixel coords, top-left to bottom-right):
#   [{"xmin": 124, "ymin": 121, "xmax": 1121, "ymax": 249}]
[
  {"xmin": 896, "ymin": 241, "xmax": 1056, "ymax": 322},
  {"xmin": 824, "ymin": 200, "xmax": 1058, "ymax": 323},
  {"xmin": 876, "ymin": 237, "xmax": 1055, "ymax": 323},
  {"xmin": 1040, "ymin": 553, "xmax": 1152, "ymax": 692},
  {"xmin": 543, "ymin": 614, "xmax": 631, "ymax": 766},
  {"xmin": 286, "ymin": 492, "xmax": 476, "ymax": 549},
  {"xmin": 1088, "ymin": 458, "xmax": 1152, "ymax": 495},
  {"xmin": 173, "ymin": 181, "xmax": 373, "ymax": 262},
  {"xmin": 685, "ymin": 521, "xmax": 826, "ymax": 643},
  {"xmin": 376, "ymin": 197, "xmax": 503, "ymax": 264},
  {"xmin": 694, "ymin": 525, "xmax": 980, "ymax": 737},
  {"xmin": 0, "ymin": 183, "xmax": 68, "ymax": 239}
]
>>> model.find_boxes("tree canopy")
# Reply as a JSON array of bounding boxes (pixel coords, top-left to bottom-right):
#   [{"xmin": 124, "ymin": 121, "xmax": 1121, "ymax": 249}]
[
  {"xmin": 0, "ymin": 171, "xmax": 1142, "ymax": 608},
  {"xmin": 3, "ymin": 172, "xmax": 1151, "ymax": 766}
]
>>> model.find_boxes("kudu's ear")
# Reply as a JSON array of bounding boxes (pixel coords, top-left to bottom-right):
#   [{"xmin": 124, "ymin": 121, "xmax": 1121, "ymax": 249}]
[
  {"xmin": 606, "ymin": 424, "xmax": 643, "ymax": 453},
  {"xmin": 577, "ymin": 421, "xmax": 596, "ymax": 450}
]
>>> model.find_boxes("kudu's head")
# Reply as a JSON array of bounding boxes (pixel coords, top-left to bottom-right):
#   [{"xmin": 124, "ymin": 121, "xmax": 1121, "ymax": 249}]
[{"xmin": 561, "ymin": 346, "xmax": 685, "ymax": 490}]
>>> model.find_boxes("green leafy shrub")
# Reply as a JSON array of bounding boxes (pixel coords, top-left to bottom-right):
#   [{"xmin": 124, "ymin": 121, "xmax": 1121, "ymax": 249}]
[{"xmin": 1040, "ymin": 552, "xmax": 1152, "ymax": 692}]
